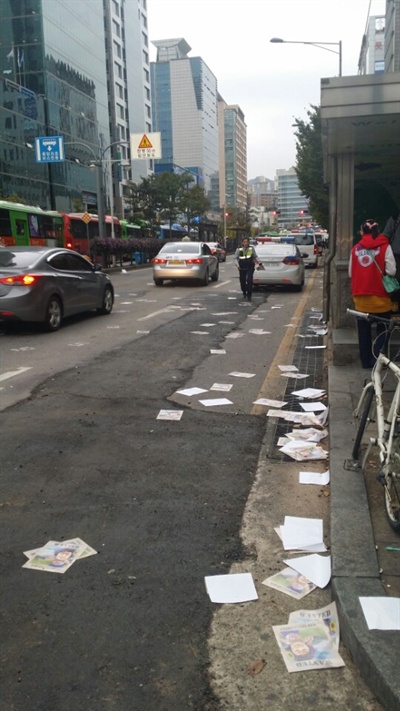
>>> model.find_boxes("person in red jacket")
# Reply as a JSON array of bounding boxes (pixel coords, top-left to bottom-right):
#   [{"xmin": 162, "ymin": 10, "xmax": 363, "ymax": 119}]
[{"xmin": 349, "ymin": 219, "xmax": 396, "ymax": 368}]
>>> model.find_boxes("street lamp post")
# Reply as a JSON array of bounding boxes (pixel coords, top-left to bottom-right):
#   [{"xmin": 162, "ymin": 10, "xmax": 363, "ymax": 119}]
[{"xmin": 270, "ymin": 37, "xmax": 342, "ymax": 76}]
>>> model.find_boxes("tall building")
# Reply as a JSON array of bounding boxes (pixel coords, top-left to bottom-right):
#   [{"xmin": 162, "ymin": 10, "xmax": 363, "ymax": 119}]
[
  {"xmin": 103, "ymin": 0, "xmax": 152, "ymax": 217},
  {"xmin": 358, "ymin": 16, "xmax": 385, "ymax": 74},
  {"xmin": 0, "ymin": 0, "xmax": 110, "ymax": 211},
  {"xmin": 150, "ymin": 38, "xmax": 219, "ymax": 196},
  {"xmin": 385, "ymin": 0, "xmax": 400, "ymax": 72},
  {"xmin": 218, "ymin": 97, "xmax": 247, "ymax": 212},
  {"xmin": 275, "ymin": 168, "xmax": 309, "ymax": 227},
  {"xmin": 247, "ymin": 176, "xmax": 276, "ymax": 208}
]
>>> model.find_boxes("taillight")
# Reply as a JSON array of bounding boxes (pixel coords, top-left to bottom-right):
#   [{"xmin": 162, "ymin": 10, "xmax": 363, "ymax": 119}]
[
  {"xmin": 153, "ymin": 258, "xmax": 167, "ymax": 264},
  {"xmin": 0, "ymin": 274, "xmax": 41, "ymax": 285},
  {"xmin": 283, "ymin": 257, "xmax": 300, "ymax": 265},
  {"xmin": 66, "ymin": 242, "xmax": 73, "ymax": 249},
  {"xmin": 314, "ymin": 245, "xmax": 318, "ymax": 254},
  {"xmin": 185, "ymin": 258, "xmax": 203, "ymax": 264}
]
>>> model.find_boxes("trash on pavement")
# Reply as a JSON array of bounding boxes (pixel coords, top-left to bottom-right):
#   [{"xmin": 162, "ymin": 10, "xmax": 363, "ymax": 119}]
[
  {"xmin": 176, "ymin": 387, "xmax": 208, "ymax": 396},
  {"xmin": 210, "ymin": 349, "xmax": 226, "ymax": 355},
  {"xmin": 262, "ymin": 566, "xmax": 316, "ymax": 599},
  {"xmin": 205, "ymin": 572, "xmax": 258, "ymax": 603},
  {"xmin": 210, "ymin": 383, "xmax": 233, "ymax": 392},
  {"xmin": 199, "ymin": 398, "xmax": 233, "ymax": 407},
  {"xmin": 157, "ymin": 410, "xmax": 184, "ymax": 421},
  {"xmin": 246, "ymin": 658, "xmax": 266, "ymax": 676},
  {"xmin": 278, "ymin": 365, "xmax": 299, "ymax": 372},
  {"xmin": 299, "ymin": 470, "xmax": 330, "ymax": 485},
  {"xmin": 280, "ymin": 516, "xmax": 324, "ymax": 551},
  {"xmin": 253, "ymin": 398, "xmax": 287, "ymax": 408},
  {"xmin": 292, "ymin": 388, "xmax": 326, "ymax": 399},
  {"xmin": 272, "ymin": 620, "xmax": 344, "ymax": 672},
  {"xmin": 289, "ymin": 602, "xmax": 340, "ymax": 650},
  {"xmin": 22, "ymin": 538, "xmax": 97, "ymax": 574},
  {"xmin": 359, "ymin": 597, "xmax": 400, "ymax": 630},
  {"xmin": 229, "ymin": 371, "xmax": 256, "ymax": 378},
  {"xmin": 283, "ymin": 554, "xmax": 331, "ymax": 588}
]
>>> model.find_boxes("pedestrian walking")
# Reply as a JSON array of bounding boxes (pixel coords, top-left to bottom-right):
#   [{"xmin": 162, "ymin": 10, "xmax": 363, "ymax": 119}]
[
  {"xmin": 234, "ymin": 237, "xmax": 263, "ymax": 301},
  {"xmin": 349, "ymin": 219, "xmax": 396, "ymax": 368}
]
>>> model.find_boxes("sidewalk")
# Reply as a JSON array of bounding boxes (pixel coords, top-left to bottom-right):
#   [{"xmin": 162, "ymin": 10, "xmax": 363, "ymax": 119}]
[{"xmin": 329, "ymin": 362, "xmax": 400, "ymax": 711}]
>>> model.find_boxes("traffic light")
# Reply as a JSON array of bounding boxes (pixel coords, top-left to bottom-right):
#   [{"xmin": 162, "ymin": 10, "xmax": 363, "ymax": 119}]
[{"xmin": 299, "ymin": 210, "xmax": 304, "ymax": 216}]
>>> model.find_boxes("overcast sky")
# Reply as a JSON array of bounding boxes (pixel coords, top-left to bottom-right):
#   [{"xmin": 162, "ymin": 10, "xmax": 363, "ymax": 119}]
[{"xmin": 147, "ymin": 0, "xmax": 386, "ymax": 180}]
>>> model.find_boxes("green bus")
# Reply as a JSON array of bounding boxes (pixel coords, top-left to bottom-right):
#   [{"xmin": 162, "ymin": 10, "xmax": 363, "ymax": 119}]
[{"xmin": 0, "ymin": 200, "xmax": 64, "ymax": 248}]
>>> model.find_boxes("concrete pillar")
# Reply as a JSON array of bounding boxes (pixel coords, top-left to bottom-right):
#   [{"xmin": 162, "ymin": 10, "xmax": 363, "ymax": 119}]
[{"xmin": 331, "ymin": 153, "xmax": 355, "ymax": 330}]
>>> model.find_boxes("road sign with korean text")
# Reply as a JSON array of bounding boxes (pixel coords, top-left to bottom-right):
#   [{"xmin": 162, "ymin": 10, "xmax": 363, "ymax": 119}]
[
  {"xmin": 34, "ymin": 136, "xmax": 65, "ymax": 163},
  {"xmin": 130, "ymin": 132, "xmax": 161, "ymax": 160}
]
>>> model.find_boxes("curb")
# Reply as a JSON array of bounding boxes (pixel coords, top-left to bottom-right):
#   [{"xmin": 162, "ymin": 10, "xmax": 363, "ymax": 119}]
[{"xmin": 329, "ymin": 363, "xmax": 400, "ymax": 711}]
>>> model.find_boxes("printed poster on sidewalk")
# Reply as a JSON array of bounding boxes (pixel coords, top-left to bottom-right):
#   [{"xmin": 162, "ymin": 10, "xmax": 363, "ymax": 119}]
[{"xmin": 272, "ymin": 620, "xmax": 345, "ymax": 672}]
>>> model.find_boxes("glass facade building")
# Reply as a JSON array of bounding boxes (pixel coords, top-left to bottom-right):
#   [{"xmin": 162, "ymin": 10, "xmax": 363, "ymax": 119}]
[
  {"xmin": 0, "ymin": 0, "xmax": 109, "ymax": 211},
  {"xmin": 150, "ymin": 38, "xmax": 219, "ymax": 196},
  {"xmin": 275, "ymin": 168, "xmax": 309, "ymax": 227}
]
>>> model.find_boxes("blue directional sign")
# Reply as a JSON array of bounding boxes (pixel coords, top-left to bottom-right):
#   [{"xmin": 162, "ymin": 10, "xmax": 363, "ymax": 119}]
[{"xmin": 34, "ymin": 135, "xmax": 65, "ymax": 163}]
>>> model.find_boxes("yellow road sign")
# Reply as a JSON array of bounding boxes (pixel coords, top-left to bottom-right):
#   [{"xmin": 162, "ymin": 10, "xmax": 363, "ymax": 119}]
[{"xmin": 81, "ymin": 212, "xmax": 92, "ymax": 224}]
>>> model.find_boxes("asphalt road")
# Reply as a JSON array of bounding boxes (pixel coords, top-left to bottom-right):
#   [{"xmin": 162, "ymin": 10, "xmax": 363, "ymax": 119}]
[{"xmin": 0, "ymin": 263, "xmax": 383, "ymax": 710}]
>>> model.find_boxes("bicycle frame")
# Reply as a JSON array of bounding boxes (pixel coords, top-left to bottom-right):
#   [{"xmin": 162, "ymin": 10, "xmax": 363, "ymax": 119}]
[{"xmin": 370, "ymin": 354, "xmax": 400, "ymax": 471}]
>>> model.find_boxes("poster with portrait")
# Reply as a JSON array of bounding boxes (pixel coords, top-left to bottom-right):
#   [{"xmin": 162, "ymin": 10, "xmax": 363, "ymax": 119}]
[
  {"xmin": 22, "ymin": 538, "xmax": 96, "ymax": 574},
  {"xmin": 262, "ymin": 567, "xmax": 316, "ymax": 600},
  {"xmin": 272, "ymin": 620, "xmax": 345, "ymax": 672}
]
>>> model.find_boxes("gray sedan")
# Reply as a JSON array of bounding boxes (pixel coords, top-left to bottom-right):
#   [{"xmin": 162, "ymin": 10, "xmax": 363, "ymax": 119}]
[
  {"xmin": 0, "ymin": 247, "xmax": 114, "ymax": 331},
  {"xmin": 153, "ymin": 242, "xmax": 219, "ymax": 286},
  {"xmin": 252, "ymin": 243, "xmax": 305, "ymax": 291}
]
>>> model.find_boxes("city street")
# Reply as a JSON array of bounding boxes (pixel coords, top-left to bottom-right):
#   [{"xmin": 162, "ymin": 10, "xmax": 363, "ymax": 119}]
[{"xmin": 0, "ymin": 262, "xmax": 383, "ymax": 710}]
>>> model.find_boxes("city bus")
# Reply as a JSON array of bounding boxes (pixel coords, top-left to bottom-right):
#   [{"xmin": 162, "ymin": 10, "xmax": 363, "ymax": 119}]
[
  {"xmin": 120, "ymin": 219, "xmax": 142, "ymax": 239},
  {"xmin": 62, "ymin": 213, "xmax": 121, "ymax": 253},
  {"xmin": 0, "ymin": 200, "xmax": 64, "ymax": 247}
]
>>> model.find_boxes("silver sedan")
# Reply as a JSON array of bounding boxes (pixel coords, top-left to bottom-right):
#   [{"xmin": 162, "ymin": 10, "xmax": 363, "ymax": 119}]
[
  {"xmin": 153, "ymin": 242, "xmax": 219, "ymax": 286},
  {"xmin": 252, "ymin": 243, "xmax": 305, "ymax": 291},
  {"xmin": 0, "ymin": 247, "xmax": 114, "ymax": 331}
]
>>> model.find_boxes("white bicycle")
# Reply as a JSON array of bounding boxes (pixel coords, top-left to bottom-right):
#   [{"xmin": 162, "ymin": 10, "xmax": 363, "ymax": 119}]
[{"xmin": 348, "ymin": 309, "xmax": 400, "ymax": 533}]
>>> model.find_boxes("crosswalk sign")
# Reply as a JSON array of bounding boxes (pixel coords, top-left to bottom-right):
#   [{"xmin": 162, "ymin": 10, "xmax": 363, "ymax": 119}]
[{"xmin": 130, "ymin": 132, "xmax": 161, "ymax": 160}]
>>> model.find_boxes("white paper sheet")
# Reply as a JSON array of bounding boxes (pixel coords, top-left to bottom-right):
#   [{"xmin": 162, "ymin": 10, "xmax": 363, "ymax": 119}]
[
  {"xmin": 210, "ymin": 349, "xmax": 226, "ymax": 354},
  {"xmin": 299, "ymin": 470, "xmax": 330, "ymax": 485},
  {"xmin": 281, "ymin": 516, "xmax": 324, "ymax": 551},
  {"xmin": 226, "ymin": 332, "xmax": 245, "ymax": 339},
  {"xmin": 249, "ymin": 329, "xmax": 271, "ymax": 335},
  {"xmin": 191, "ymin": 331, "xmax": 209, "ymax": 335},
  {"xmin": 229, "ymin": 372, "xmax": 256, "ymax": 378},
  {"xmin": 283, "ymin": 554, "xmax": 331, "ymax": 588},
  {"xmin": 286, "ymin": 428, "xmax": 328, "ymax": 442},
  {"xmin": 292, "ymin": 388, "xmax": 326, "ymax": 399},
  {"xmin": 300, "ymin": 402, "xmax": 327, "ymax": 412},
  {"xmin": 176, "ymin": 387, "xmax": 208, "ymax": 397},
  {"xmin": 219, "ymin": 320, "xmax": 235, "ymax": 324},
  {"xmin": 205, "ymin": 572, "xmax": 258, "ymax": 603},
  {"xmin": 210, "ymin": 383, "xmax": 233, "ymax": 392},
  {"xmin": 253, "ymin": 398, "xmax": 287, "ymax": 408},
  {"xmin": 199, "ymin": 398, "xmax": 233, "ymax": 407},
  {"xmin": 305, "ymin": 345, "xmax": 327, "ymax": 350},
  {"xmin": 157, "ymin": 410, "xmax": 184, "ymax": 421},
  {"xmin": 200, "ymin": 323, "xmax": 216, "ymax": 327},
  {"xmin": 359, "ymin": 597, "xmax": 400, "ymax": 630},
  {"xmin": 278, "ymin": 365, "xmax": 299, "ymax": 372},
  {"xmin": 281, "ymin": 373, "xmax": 309, "ymax": 380}
]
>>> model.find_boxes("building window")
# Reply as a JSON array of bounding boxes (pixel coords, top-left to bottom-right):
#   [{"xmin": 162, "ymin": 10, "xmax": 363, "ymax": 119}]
[
  {"xmin": 142, "ymin": 32, "xmax": 148, "ymax": 46},
  {"xmin": 143, "ymin": 50, "xmax": 149, "ymax": 65},
  {"xmin": 141, "ymin": 12, "xmax": 147, "ymax": 28},
  {"xmin": 112, "ymin": 19, "xmax": 120, "ymax": 36},
  {"xmin": 145, "ymin": 87, "xmax": 150, "ymax": 100},
  {"xmin": 112, "ymin": 0, "xmax": 119, "ymax": 15},
  {"xmin": 146, "ymin": 122, "xmax": 151, "ymax": 132},
  {"xmin": 145, "ymin": 104, "xmax": 151, "ymax": 118},
  {"xmin": 117, "ymin": 104, "xmax": 124, "ymax": 119},
  {"xmin": 113, "ymin": 41, "xmax": 121, "ymax": 58},
  {"xmin": 144, "ymin": 68, "xmax": 149, "ymax": 83},
  {"xmin": 116, "ymin": 83, "xmax": 123, "ymax": 99},
  {"xmin": 114, "ymin": 61, "xmax": 122, "ymax": 78}
]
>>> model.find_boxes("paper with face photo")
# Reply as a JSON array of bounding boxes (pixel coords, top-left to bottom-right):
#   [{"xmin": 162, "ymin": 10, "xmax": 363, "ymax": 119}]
[
  {"xmin": 289, "ymin": 602, "xmax": 340, "ymax": 651},
  {"xmin": 24, "ymin": 538, "xmax": 97, "ymax": 561},
  {"xmin": 273, "ymin": 620, "xmax": 344, "ymax": 672},
  {"xmin": 22, "ymin": 538, "xmax": 89, "ymax": 574},
  {"xmin": 262, "ymin": 566, "xmax": 317, "ymax": 600},
  {"xmin": 283, "ymin": 554, "xmax": 331, "ymax": 588}
]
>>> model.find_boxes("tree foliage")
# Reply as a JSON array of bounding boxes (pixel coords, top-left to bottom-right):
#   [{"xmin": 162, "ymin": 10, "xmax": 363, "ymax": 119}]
[{"xmin": 293, "ymin": 105, "xmax": 329, "ymax": 229}]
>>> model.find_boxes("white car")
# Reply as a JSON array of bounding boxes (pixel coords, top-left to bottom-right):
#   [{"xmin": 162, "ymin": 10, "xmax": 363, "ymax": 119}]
[
  {"xmin": 289, "ymin": 233, "xmax": 319, "ymax": 268},
  {"xmin": 153, "ymin": 241, "xmax": 219, "ymax": 286},
  {"xmin": 252, "ymin": 243, "xmax": 305, "ymax": 291}
]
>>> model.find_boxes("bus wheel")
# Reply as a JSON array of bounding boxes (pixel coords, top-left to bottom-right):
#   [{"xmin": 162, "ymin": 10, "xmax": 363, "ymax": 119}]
[{"xmin": 44, "ymin": 296, "xmax": 63, "ymax": 332}]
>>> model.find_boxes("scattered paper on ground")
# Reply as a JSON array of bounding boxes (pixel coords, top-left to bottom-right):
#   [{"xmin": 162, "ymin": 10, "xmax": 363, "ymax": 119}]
[
  {"xmin": 299, "ymin": 470, "xmax": 330, "ymax": 485},
  {"xmin": 229, "ymin": 371, "xmax": 256, "ymax": 378},
  {"xmin": 136, "ymin": 330, "xmax": 150, "ymax": 335},
  {"xmin": 359, "ymin": 597, "xmax": 400, "ymax": 630},
  {"xmin": 210, "ymin": 349, "xmax": 226, "ymax": 355},
  {"xmin": 157, "ymin": 410, "xmax": 184, "ymax": 421},
  {"xmin": 280, "ymin": 516, "xmax": 324, "ymax": 551},
  {"xmin": 253, "ymin": 398, "xmax": 287, "ymax": 408},
  {"xmin": 191, "ymin": 330, "xmax": 209, "ymax": 335},
  {"xmin": 249, "ymin": 329, "xmax": 271, "ymax": 335},
  {"xmin": 305, "ymin": 345, "xmax": 327, "ymax": 350},
  {"xmin": 176, "ymin": 387, "xmax": 208, "ymax": 397},
  {"xmin": 272, "ymin": 620, "xmax": 345, "ymax": 672},
  {"xmin": 22, "ymin": 538, "xmax": 96, "ymax": 574},
  {"xmin": 292, "ymin": 388, "xmax": 326, "ymax": 399},
  {"xmin": 286, "ymin": 428, "xmax": 328, "ymax": 443},
  {"xmin": 283, "ymin": 554, "xmax": 331, "ymax": 588},
  {"xmin": 205, "ymin": 572, "xmax": 258, "ymax": 603},
  {"xmin": 210, "ymin": 383, "xmax": 233, "ymax": 392},
  {"xmin": 200, "ymin": 323, "xmax": 216, "ymax": 327},
  {"xmin": 279, "ymin": 441, "xmax": 328, "ymax": 461},
  {"xmin": 199, "ymin": 398, "xmax": 233, "ymax": 407},
  {"xmin": 219, "ymin": 320, "xmax": 235, "ymax": 324},
  {"xmin": 226, "ymin": 332, "xmax": 245, "ymax": 339},
  {"xmin": 278, "ymin": 365, "xmax": 299, "ymax": 372},
  {"xmin": 289, "ymin": 602, "xmax": 340, "ymax": 651},
  {"xmin": 299, "ymin": 402, "xmax": 327, "ymax": 412},
  {"xmin": 281, "ymin": 373, "xmax": 309, "ymax": 380},
  {"xmin": 262, "ymin": 566, "xmax": 316, "ymax": 599}
]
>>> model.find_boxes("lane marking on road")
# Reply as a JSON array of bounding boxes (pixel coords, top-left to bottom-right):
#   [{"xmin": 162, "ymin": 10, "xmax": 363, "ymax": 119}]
[
  {"xmin": 212, "ymin": 280, "xmax": 231, "ymax": 289},
  {"xmin": 251, "ymin": 272, "xmax": 318, "ymax": 416},
  {"xmin": 0, "ymin": 366, "xmax": 32, "ymax": 383},
  {"xmin": 137, "ymin": 307, "xmax": 175, "ymax": 321}
]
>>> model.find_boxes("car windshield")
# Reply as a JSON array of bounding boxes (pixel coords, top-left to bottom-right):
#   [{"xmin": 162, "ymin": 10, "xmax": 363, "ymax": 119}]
[
  {"xmin": 0, "ymin": 250, "xmax": 42, "ymax": 268},
  {"xmin": 159, "ymin": 243, "xmax": 200, "ymax": 254},
  {"xmin": 293, "ymin": 234, "xmax": 314, "ymax": 246}
]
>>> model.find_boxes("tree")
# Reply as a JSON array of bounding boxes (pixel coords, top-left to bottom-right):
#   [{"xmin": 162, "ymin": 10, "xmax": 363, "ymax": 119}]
[
  {"xmin": 293, "ymin": 105, "xmax": 329, "ymax": 229},
  {"xmin": 179, "ymin": 184, "xmax": 210, "ymax": 229},
  {"xmin": 0, "ymin": 193, "xmax": 27, "ymax": 204}
]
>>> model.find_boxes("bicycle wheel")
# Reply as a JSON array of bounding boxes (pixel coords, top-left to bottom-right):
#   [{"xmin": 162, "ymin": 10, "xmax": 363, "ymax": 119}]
[
  {"xmin": 384, "ymin": 434, "xmax": 400, "ymax": 533},
  {"xmin": 352, "ymin": 386, "xmax": 375, "ymax": 461}
]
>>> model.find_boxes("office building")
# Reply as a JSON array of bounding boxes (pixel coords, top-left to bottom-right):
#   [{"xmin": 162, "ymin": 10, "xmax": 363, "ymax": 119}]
[
  {"xmin": 218, "ymin": 97, "xmax": 247, "ymax": 212},
  {"xmin": 0, "ymin": 0, "xmax": 110, "ymax": 211},
  {"xmin": 385, "ymin": 0, "xmax": 400, "ymax": 72},
  {"xmin": 247, "ymin": 176, "xmax": 276, "ymax": 208},
  {"xmin": 358, "ymin": 16, "xmax": 385, "ymax": 74},
  {"xmin": 275, "ymin": 168, "xmax": 309, "ymax": 227},
  {"xmin": 104, "ymin": 0, "xmax": 152, "ymax": 217},
  {"xmin": 150, "ymin": 38, "xmax": 219, "ymax": 196}
]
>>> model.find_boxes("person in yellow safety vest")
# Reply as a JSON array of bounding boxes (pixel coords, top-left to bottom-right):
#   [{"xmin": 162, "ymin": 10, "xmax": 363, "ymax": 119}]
[{"xmin": 234, "ymin": 237, "xmax": 263, "ymax": 301}]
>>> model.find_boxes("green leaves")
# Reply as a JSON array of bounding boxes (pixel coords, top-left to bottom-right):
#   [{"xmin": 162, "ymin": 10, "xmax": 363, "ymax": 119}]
[{"xmin": 293, "ymin": 105, "xmax": 329, "ymax": 229}]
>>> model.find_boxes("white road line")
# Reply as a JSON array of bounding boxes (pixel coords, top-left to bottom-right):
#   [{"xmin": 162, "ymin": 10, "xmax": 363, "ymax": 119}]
[
  {"xmin": 212, "ymin": 280, "xmax": 231, "ymax": 289},
  {"xmin": 0, "ymin": 366, "xmax": 32, "ymax": 383},
  {"xmin": 137, "ymin": 307, "xmax": 173, "ymax": 321}
]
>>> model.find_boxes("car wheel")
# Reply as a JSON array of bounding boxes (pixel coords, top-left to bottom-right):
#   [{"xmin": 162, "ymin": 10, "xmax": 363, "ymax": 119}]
[
  {"xmin": 211, "ymin": 264, "xmax": 219, "ymax": 282},
  {"xmin": 44, "ymin": 296, "xmax": 63, "ymax": 332},
  {"xmin": 293, "ymin": 283, "xmax": 303, "ymax": 292},
  {"xmin": 97, "ymin": 285, "xmax": 114, "ymax": 314},
  {"xmin": 154, "ymin": 278, "xmax": 164, "ymax": 286},
  {"xmin": 201, "ymin": 269, "xmax": 209, "ymax": 286}
]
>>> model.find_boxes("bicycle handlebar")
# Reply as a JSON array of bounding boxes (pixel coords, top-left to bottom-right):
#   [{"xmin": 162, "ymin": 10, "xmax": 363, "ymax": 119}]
[{"xmin": 347, "ymin": 309, "xmax": 396, "ymax": 325}]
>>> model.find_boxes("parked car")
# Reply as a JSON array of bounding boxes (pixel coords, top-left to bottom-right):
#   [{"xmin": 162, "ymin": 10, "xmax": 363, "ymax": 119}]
[
  {"xmin": 252, "ymin": 243, "xmax": 305, "ymax": 291},
  {"xmin": 153, "ymin": 241, "xmax": 219, "ymax": 286},
  {"xmin": 205, "ymin": 242, "xmax": 226, "ymax": 262},
  {"xmin": 289, "ymin": 232, "xmax": 319, "ymax": 268},
  {"xmin": 0, "ymin": 247, "xmax": 114, "ymax": 331}
]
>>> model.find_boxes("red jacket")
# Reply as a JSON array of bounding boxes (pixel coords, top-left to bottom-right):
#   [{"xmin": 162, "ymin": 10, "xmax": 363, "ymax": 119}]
[{"xmin": 351, "ymin": 233, "xmax": 390, "ymax": 298}]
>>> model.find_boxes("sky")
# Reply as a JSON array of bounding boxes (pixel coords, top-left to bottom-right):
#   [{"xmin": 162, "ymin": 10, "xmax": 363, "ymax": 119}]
[{"xmin": 147, "ymin": 0, "xmax": 386, "ymax": 180}]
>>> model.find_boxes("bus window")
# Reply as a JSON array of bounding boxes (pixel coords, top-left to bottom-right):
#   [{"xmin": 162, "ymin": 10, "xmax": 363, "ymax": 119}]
[
  {"xmin": 16, "ymin": 219, "xmax": 26, "ymax": 235},
  {"xmin": 0, "ymin": 209, "xmax": 12, "ymax": 240}
]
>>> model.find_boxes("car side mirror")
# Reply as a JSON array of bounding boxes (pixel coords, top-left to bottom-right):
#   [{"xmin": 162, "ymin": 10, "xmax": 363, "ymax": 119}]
[{"xmin": 93, "ymin": 263, "xmax": 102, "ymax": 272}]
